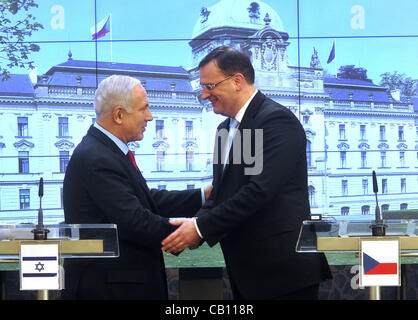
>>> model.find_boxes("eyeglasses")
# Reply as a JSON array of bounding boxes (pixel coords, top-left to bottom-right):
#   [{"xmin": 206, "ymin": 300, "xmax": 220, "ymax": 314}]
[{"xmin": 201, "ymin": 74, "xmax": 235, "ymax": 91}]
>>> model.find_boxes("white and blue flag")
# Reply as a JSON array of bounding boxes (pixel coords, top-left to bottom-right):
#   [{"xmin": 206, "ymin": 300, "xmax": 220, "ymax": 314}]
[{"xmin": 20, "ymin": 243, "xmax": 60, "ymax": 290}]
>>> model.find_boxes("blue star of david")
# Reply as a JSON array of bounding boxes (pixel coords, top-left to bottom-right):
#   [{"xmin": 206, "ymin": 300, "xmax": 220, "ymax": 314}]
[{"xmin": 35, "ymin": 262, "xmax": 44, "ymax": 272}]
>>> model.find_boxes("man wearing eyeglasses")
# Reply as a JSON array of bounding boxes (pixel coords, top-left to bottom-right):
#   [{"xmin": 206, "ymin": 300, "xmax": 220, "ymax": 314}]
[{"xmin": 162, "ymin": 46, "xmax": 331, "ymax": 300}]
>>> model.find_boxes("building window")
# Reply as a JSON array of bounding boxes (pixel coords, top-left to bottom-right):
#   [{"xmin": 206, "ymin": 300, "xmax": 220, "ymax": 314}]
[
  {"xmin": 400, "ymin": 203, "xmax": 408, "ymax": 210},
  {"xmin": 59, "ymin": 151, "xmax": 69, "ymax": 173},
  {"xmin": 303, "ymin": 115, "xmax": 310, "ymax": 125},
  {"xmin": 60, "ymin": 188, "xmax": 64, "ymax": 208},
  {"xmin": 185, "ymin": 121, "xmax": 193, "ymax": 139},
  {"xmin": 361, "ymin": 205, "xmax": 370, "ymax": 215},
  {"xmin": 399, "ymin": 151, "xmax": 405, "ymax": 167},
  {"xmin": 306, "ymin": 140, "xmax": 312, "ymax": 167},
  {"xmin": 361, "ymin": 151, "xmax": 367, "ymax": 168},
  {"xmin": 398, "ymin": 126, "xmax": 404, "ymax": 141},
  {"xmin": 380, "ymin": 151, "xmax": 387, "ymax": 167},
  {"xmin": 360, "ymin": 125, "xmax": 366, "ymax": 140},
  {"xmin": 342, "ymin": 180, "xmax": 348, "ymax": 196},
  {"xmin": 379, "ymin": 125, "xmax": 386, "ymax": 140},
  {"xmin": 340, "ymin": 151, "xmax": 347, "ymax": 168},
  {"xmin": 341, "ymin": 207, "xmax": 350, "ymax": 216},
  {"xmin": 58, "ymin": 117, "xmax": 69, "ymax": 137},
  {"xmin": 308, "ymin": 185, "xmax": 316, "ymax": 207},
  {"xmin": 382, "ymin": 179, "xmax": 388, "ymax": 194},
  {"xmin": 362, "ymin": 179, "xmax": 368, "ymax": 195},
  {"xmin": 381, "ymin": 204, "xmax": 389, "ymax": 212},
  {"xmin": 186, "ymin": 151, "xmax": 194, "ymax": 171},
  {"xmin": 18, "ymin": 151, "xmax": 29, "ymax": 173},
  {"xmin": 339, "ymin": 124, "xmax": 346, "ymax": 140},
  {"xmin": 156, "ymin": 151, "xmax": 165, "ymax": 171},
  {"xmin": 156, "ymin": 120, "xmax": 164, "ymax": 139},
  {"xmin": 19, "ymin": 189, "xmax": 30, "ymax": 209},
  {"xmin": 157, "ymin": 184, "xmax": 166, "ymax": 190},
  {"xmin": 17, "ymin": 117, "xmax": 29, "ymax": 137},
  {"xmin": 187, "ymin": 184, "xmax": 195, "ymax": 190},
  {"xmin": 401, "ymin": 178, "xmax": 406, "ymax": 193}
]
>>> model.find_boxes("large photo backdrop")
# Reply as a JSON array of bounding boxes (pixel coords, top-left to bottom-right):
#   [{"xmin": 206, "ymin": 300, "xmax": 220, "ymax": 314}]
[{"xmin": 0, "ymin": 0, "xmax": 417, "ymax": 223}]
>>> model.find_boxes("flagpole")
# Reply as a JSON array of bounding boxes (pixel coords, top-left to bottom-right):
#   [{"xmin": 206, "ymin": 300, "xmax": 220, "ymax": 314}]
[
  {"xmin": 110, "ymin": 13, "xmax": 113, "ymax": 63},
  {"xmin": 334, "ymin": 39, "xmax": 337, "ymax": 78}
]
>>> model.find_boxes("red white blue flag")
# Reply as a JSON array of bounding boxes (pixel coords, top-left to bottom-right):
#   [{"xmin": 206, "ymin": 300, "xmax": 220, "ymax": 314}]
[
  {"xmin": 91, "ymin": 15, "xmax": 110, "ymax": 40},
  {"xmin": 360, "ymin": 239, "xmax": 400, "ymax": 287}
]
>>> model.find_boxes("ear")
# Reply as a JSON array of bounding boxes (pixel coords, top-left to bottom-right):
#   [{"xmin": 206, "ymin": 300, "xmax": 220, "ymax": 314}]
[
  {"xmin": 112, "ymin": 106, "xmax": 124, "ymax": 125},
  {"xmin": 233, "ymin": 73, "xmax": 245, "ymax": 91}
]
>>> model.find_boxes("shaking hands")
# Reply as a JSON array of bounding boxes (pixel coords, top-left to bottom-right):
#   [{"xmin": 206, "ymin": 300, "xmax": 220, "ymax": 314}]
[
  {"xmin": 161, "ymin": 184, "xmax": 212, "ymax": 254},
  {"xmin": 161, "ymin": 218, "xmax": 200, "ymax": 254}
]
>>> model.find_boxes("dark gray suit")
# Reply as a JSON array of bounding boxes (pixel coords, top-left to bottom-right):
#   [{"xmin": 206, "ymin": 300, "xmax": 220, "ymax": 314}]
[
  {"xmin": 196, "ymin": 91, "xmax": 331, "ymax": 299},
  {"xmin": 63, "ymin": 125, "xmax": 201, "ymax": 299}
]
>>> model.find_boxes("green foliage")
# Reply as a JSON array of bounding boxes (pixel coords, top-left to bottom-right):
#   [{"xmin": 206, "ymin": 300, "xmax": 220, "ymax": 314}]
[
  {"xmin": 0, "ymin": 0, "xmax": 43, "ymax": 81},
  {"xmin": 380, "ymin": 71, "xmax": 418, "ymax": 97}
]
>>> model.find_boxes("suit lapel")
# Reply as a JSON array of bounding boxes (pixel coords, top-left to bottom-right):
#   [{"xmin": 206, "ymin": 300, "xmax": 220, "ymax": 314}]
[
  {"xmin": 219, "ymin": 91, "xmax": 266, "ymax": 180},
  {"xmin": 88, "ymin": 126, "xmax": 159, "ymax": 213}
]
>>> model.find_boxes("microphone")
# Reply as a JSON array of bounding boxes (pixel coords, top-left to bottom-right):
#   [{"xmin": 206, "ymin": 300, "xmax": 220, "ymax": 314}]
[
  {"xmin": 370, "ymin": 171, "xmax": 386, "ymax": 236},
  {"xmin": 372, "ymin": 170, "xmax": 378, "ymax": 194},
  {"xmin": 37, "ymin": 177, "xmax": 44, "ymax": 228},
  {"xmin": 372, "ymin": 171, "xmax": 381, "ymax": 224},
  {"xmin": 32, "ymin": 178, "xmax": 50, "ymax": 240},
  {"xmin": 38, "ymin": 177, "xmax": 44, "ymax": 198}
]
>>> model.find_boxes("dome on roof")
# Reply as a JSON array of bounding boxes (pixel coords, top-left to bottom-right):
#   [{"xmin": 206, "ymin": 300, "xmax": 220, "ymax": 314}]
[{"xmin": 192, "ymin": 0, "xmax": 284, "ymax": 39}]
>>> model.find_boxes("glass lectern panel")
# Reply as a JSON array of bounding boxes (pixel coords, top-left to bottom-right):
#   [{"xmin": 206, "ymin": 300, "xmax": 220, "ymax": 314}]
[
  {"xmin": 296, "ymin": 219, "xmax": 418, "ymax": 253},
  {"xmin": 0, "ymin": 223, "xmax": 119, "ymax": 259}
]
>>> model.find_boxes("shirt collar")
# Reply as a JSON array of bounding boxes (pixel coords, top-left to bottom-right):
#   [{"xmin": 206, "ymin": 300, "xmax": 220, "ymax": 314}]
[
  {"xmin": 232, "ymin": 89, "xmax": 258, "ymax": 124},
  {"xmin": 93, "ymin": 122, "xmax": 130, "ymax": 155}
]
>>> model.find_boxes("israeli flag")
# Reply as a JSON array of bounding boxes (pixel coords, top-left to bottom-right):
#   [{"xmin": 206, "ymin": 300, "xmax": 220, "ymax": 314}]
[{"xmin": 20, "ymin": 243, "xmax": 60, "ymax": 290}]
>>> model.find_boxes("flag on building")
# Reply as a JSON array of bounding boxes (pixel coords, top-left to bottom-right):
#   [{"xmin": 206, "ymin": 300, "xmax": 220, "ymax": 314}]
[
  {"xmin": 90, "ymin": 15, "xmax": 111, "ymax": 40},
  {"xmin": 327, "ymin": 41, "xmax": 335, "ymax": 64},
  {"xmin": 360, "ymin": 240, "xmax": 400, "ymax": 287}
]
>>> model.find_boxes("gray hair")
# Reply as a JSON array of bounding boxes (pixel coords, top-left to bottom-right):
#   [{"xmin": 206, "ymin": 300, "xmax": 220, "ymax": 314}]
[{"xmin": 94, "ymin": 75, "xmax": 142, "ymax": 119}]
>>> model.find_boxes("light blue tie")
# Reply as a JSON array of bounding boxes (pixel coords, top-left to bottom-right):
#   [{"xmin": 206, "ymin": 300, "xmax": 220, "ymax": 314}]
[{"xmin": 223, "ymin": 118, "xmax": 239, "ymax": 169}]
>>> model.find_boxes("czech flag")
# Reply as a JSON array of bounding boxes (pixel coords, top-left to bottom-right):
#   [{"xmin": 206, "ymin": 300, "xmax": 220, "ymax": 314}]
[
  {"xmin": 360, "ymin": 240, "xmax": 400, "ymax": 287},
  {"xmin": 363, "ymin": 252, "xmax": 397, "ymax": 275},
  {"xmin": 91, "ymin": 15, "xmax": 110, "ymax": 40}
]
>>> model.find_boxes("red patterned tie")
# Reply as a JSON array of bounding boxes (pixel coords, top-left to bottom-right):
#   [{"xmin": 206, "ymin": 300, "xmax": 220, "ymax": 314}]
[{"xmin": 127, "ymin": 150, "xmax": 138, "ymax": 170}]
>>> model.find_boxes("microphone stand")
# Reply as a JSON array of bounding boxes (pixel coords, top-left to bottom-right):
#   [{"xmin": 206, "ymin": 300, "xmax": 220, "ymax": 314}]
[
  {"xmin": 369, "ymin": 171, "xmax": 387, "ymax": 236},
  {"xmin": 32, "ymin": 178, "xmax": 50, "ymax": 240}
]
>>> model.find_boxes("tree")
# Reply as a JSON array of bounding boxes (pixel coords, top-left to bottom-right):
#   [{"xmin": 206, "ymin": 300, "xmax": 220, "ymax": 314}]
[
  {"xmin": 338, "ymin": 65, "xmax": 370, "ymax": 81},
  {"xmin": 0, "ymin": 0, "xmax": 43, "ymax": 81},
  {"xmin": 380, "ymin": 71, "xmax": 418, "ymax": 97}
]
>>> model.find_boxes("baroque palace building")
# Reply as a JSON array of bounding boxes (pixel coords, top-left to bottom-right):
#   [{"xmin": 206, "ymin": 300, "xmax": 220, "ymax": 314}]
[{"xmin": 0, "ymin": 0, "xmax": 417, "ymax": 223}]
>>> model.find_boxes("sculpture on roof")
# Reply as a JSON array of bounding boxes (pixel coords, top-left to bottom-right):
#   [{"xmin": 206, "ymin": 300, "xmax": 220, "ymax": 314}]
[
  {"xmin": 200, "ymin": 7, "xmax": 211, "ymax": 23},
  {"xmin": 310, "ymin": 47, "xmax": 322, "ymax": 69},
  {"xmin": 248, "ymin": 2, "xmax": 261, "ymax": 20}
]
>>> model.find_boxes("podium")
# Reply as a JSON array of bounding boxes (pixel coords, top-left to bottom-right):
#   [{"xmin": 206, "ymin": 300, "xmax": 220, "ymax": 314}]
[
  {"xmin": 0, "ymin": 223, "xmax": 119, "ymax": 300},
  {"xmin": 296, "ymin": 218, "xmax": 418, "ymax": 300}
]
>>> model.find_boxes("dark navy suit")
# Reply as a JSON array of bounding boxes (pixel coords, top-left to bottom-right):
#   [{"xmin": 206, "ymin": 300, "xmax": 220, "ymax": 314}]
[
  {"xmin": 196, "ymin": 91, "xmax": 331, "ymax": 299},
  {"xmin": 63, "ymin": 125, "xmax": 201, "ymax": 299}
]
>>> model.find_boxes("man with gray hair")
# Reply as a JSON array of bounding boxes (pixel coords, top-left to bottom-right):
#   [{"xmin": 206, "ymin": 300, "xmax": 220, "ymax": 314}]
[{"xmin": 63, "ymin": 75, "xmax": 209, "ymax": 299}]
